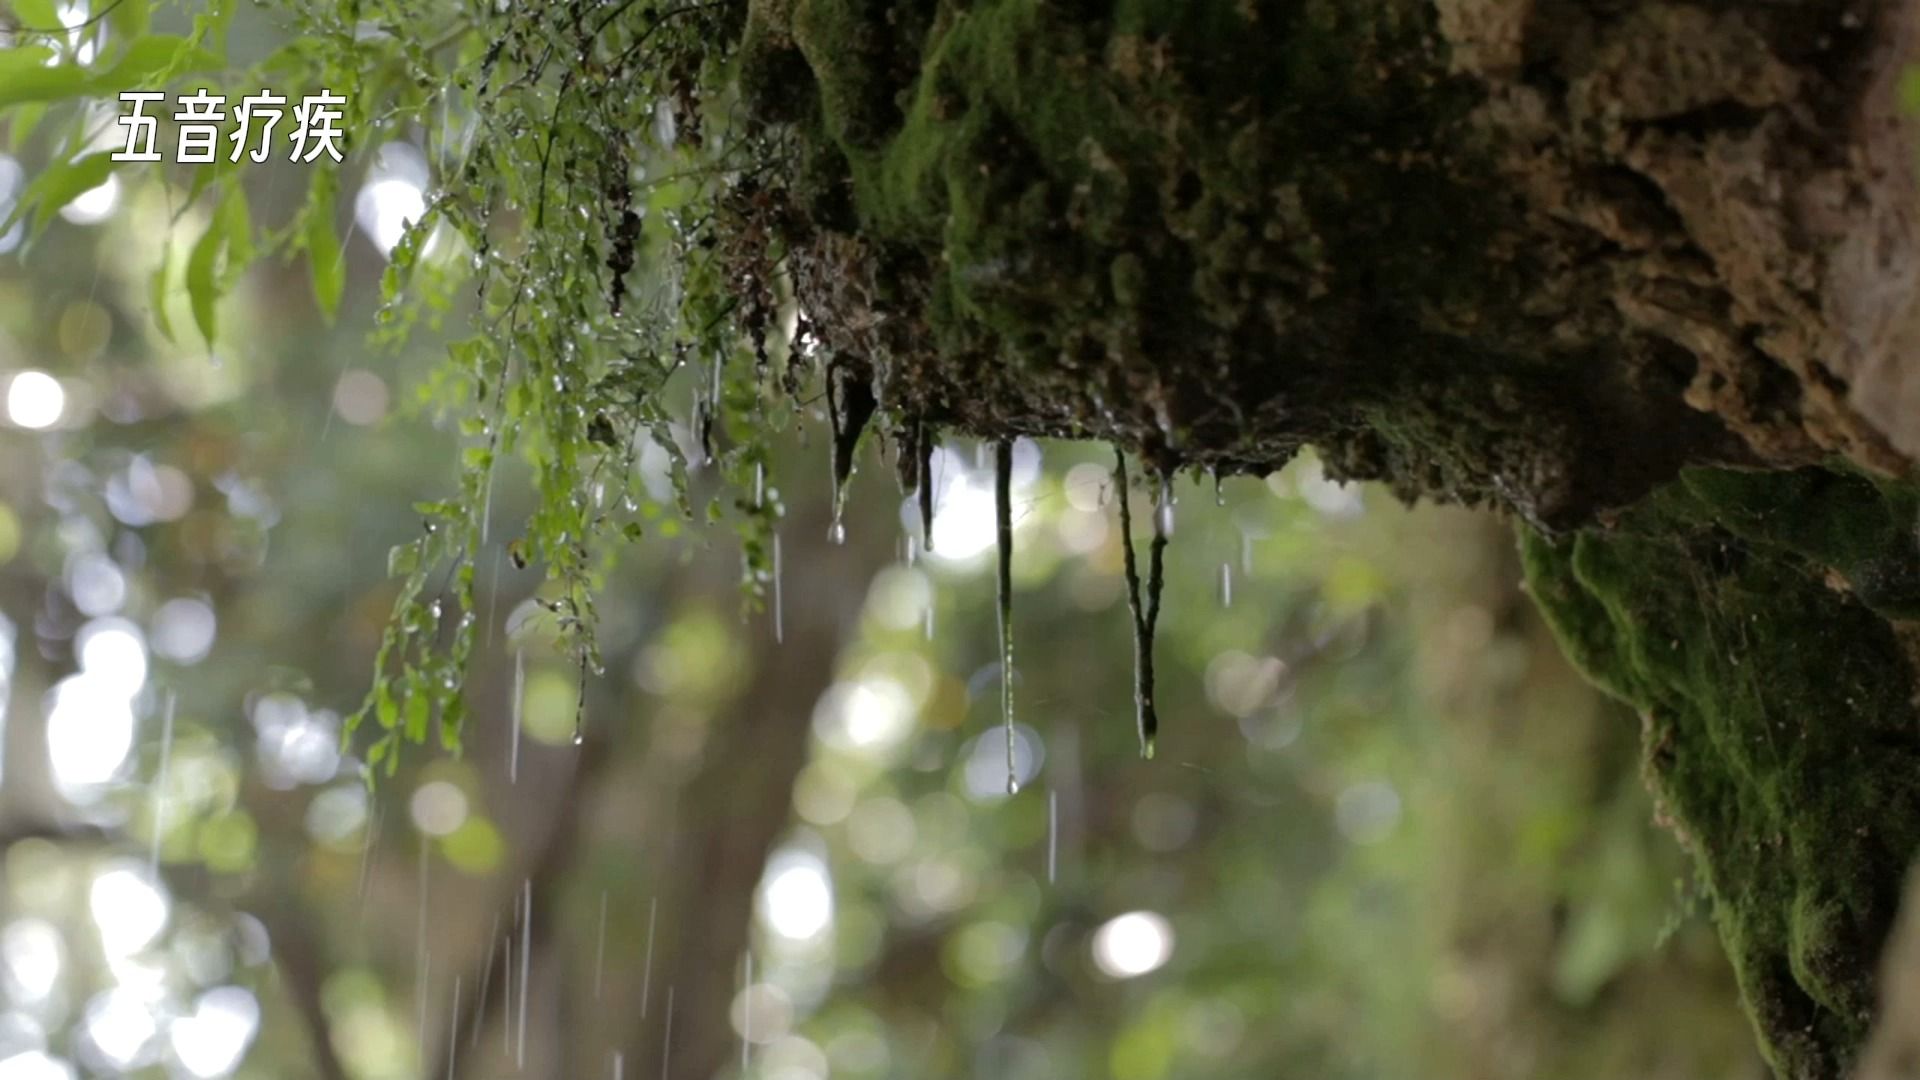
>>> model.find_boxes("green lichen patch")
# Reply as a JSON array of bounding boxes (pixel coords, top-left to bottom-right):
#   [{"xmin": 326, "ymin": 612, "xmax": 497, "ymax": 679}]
[{"xmin": 1523, "ymin": 466, "xmax": 1920, "ymax": 1079}]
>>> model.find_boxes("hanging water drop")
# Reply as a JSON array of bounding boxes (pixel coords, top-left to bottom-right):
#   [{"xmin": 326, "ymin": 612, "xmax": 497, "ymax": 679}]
[
  {"xmin": 1213, "ymin": 468, "xmax": 1224, "ymax": 506},
  {"xmin": 826, "ymin": 361, "xmax": 875, "ymax": 549},
  {"xmin": 572, "ymin": 656, "xmax": 587, "ymax": 746},
  {"xmin": 994, "ymin": 438, "xmax": 1017, "ymax": 795},
  {"xmin": 1114, "ymin": 449, "xmax": 1167, "ymax": 760}
]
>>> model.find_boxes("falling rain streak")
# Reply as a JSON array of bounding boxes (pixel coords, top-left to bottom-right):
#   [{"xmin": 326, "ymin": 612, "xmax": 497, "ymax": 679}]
[
  {"xmin": 1047, "ymin": 790, "xmax": 1059, "ymax": 884},
  {"xmin": 994, "ymin": 439, "xmax": 1018, "ymax": 795},
  {"xmin": 517, "ymin": 879, "xmax": 531, "ymax": 1069},
  {"xmin": 661, "ymin": 986, "xmax": 676, "ymax": 1079},
  {"xmin": 445, "ymin": 976, "xmax": 461, "ymax": 1080},
  {"xmin": 741, "ymin": 953, "xmax": 754, "ymax": 1070},
  {"xmin": 1114, "ymin": 448, "xmax": 1169, "ymax": 759},
  {"xmin": 149, "ymin": 690, "xmax": 177, "ymax": 873},
  {"xmin": 641, "ymin": 896, "xmax": 658, "ymax": 1018},
  {"xmin": 510, "ymin": 648, "xmax": 525, "ymax": 783},
  {"xmin": 594, "ymin": 890, "xmax": 608, "ymax": 998},
  {"xmin": 772, "ymin": 532, "xmax": 785, "ymax": 644},
  {"xmin": 472, "ymin": 915, "xmax": 499, "ymax": 1049},
  {"xmin": 917, "ymin": 422, "xmax": 936, "ymax": 551},
  {"xmin": 573, "ymin": 655, "xmax": 588, "ymax": 746}
]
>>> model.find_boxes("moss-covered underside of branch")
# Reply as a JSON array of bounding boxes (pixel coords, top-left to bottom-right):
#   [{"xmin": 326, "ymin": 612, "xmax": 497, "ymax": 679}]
[{"xmin": 718, "ymin": 0, "xmax": 1920, "ymax": 1074}]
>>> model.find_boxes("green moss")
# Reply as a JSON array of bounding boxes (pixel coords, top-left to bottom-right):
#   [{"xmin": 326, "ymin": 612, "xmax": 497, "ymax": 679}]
[
  {"xmin": 743, "ymin": 0, "xmax": 1650, "ymax": 497},
  {"xmin": 1523, "ymin": 466, "xmax": 1920, "ymax": 1079}
]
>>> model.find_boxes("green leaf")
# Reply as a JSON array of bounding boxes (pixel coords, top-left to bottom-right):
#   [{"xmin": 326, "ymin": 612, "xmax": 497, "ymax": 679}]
[
  {"xmin": 7, "ymin": 102, "xmax": 47, "ymax": 152},
  {"xmin": 7, "ymin": 150, "xmax": 116, "ymax": 232},
  {"xmin": 438, "ymin": 694, "xmax": 465, "ymax": 752},
  {"xmin": 108, "ymin": 0, "xmax": 151, "ymax": 42},
  {"xmin": 218, "ymin": 186, "xmax": 253, "ymax": 289},
  {"xmin": 148, "ymin": 240, "xmax": 174, "ymax": 342},
  {"xmin": 375, "ymin": 683, "xmax": 398, "ymax": 730},
  {"xmin": 8, "ymin": 0, "xmax": 60, "ymax": 28},
  {"xmin": 305, "ymin": 171, "xmax": 345, "ymax": 317},
  {"xmin": 403, "ymin": 683, "xmax": 429, "ymax": 742},
  {"xmin": 0, "ymin": 46, "xmax": 85, "ymax": 108},
  {"xmin": 184, "ymin": 198, "xmax": 226, "ymax": 347},
  {"xmin": 387, "ymin": 541, "xmax": 421, "ymax": 578},
  {"xmin": 89, "ymin": 34, "xmax": 219, "ymax": 89},
  {"xmin": 90, "ymin": 35, "xmax": 214, "ymax": 88}
]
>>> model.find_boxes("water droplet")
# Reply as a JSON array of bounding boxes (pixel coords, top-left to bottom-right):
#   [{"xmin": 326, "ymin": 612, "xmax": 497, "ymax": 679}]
[
  {"xmin": 827, "ymin": 518, "xmax": 846, "ymax": 545},
  {"xmin": 995, "ymin": 439, "xmax": 1017, "ymax": 796},
  {"xmin": 772, "ymin": 532, "xmax": 784, "ymax": 644},
  {"xmin": 1115, "ymin": 449, "xmax": 1168, "ymax": 760},
  {"xmin": 509, "ymin": 649, "xmax": 524, "ymax": 784},
  {"xmin": 1219, "ymin": 562, "xmax": 1232, "ymax": 607}
]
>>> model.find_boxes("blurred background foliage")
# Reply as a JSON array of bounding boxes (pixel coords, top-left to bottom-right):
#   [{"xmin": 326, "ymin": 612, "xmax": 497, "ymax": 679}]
[{"xmin": 0, "ymin": 2, "xmax": 1771, "ymax": 1079}]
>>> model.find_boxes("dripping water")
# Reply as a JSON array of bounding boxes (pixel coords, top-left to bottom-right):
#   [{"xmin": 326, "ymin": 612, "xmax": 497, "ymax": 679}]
[
  {"xmin": 1220, "ymin": 562, "xmax": 1232, "ymax": 607},
  {"xmin": 471, "ymin": 915, "xmax": 499, "ymax": 1050},
  {"xmin": 753, "ymin": 460, "xmax": 765, "ymax": 509},
  {"xmin": 826, "ymin": 362, "xmax": 874, "ymax": 546},
  {"xmin": 593, "ymin": 890, "xmax": 608, "ymax": 999},
  {"xmin": 148, "ymin": 691, "xmax": 176, "ymax": 874},
  {"xmin": 356, "ymin": 800, "xmax": 381, "ymax": 906},
  {"xmin": 445, "ymin": 976, "xmax": 461, "ymax": 1080},
  {"xmin": 509, "ymin": 649, "xmax": 525, "ymax": 783},
  {"xmin": 994, "ymin": 439, "xmax": 1018, "ymax": 795},
  {"xmin": 415, "ymin": 843, "xmax": 431, "ymax": 1071},
  {"xmin": 772, "ymin": 532, "xmax": 785, "ymax": 644},
  {"xmin": 1114, "ymin": 449, "xmax": 1168, "ymax": 760},
  {"xmin": 917, "ymin": 422, "xmax": 936, "ymax": 552},
  {"xmin": 572, "ymin": 655, "xmax": 587, "ymax": 746},
  {"xmin": 501, "ymin": 932, "xmax": 512, "ymax": 1059},
  {"xmin": 516, "ymin": 878, "xmax": 530, "ymax": 1069},
  {"xmin": 741, "ymin": 953, "xmax": 753, "ymax": 1070},
  {"xmin": 1047, "ymin": 789, "xmax": 1058, "ymax": 884},
  {"xmin": 640, "ymin": 896, "xmax": 658, "ymax": 1018},
  {"xmin": 660, "ymin": 986, "xmax": 676, "ymax": 1080},
  {"xmin": 611, "ymin": 1052, "xmax": 623, "ymax": 1080}
]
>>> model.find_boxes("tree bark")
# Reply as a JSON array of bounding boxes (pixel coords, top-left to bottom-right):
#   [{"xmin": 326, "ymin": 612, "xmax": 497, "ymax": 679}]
[{"xmin": 722, "ymin": 1, "xmax": 1920, "ymax": 1076}]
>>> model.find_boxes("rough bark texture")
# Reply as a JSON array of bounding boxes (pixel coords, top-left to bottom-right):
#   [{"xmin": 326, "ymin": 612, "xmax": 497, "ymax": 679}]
[
  {"xmin": 735, "ymin": 0, "xmax": 1917, "ymax": 524},
  {"xmin": 724, "ymin": 0, "xmax": 1920, "ymax": 1076}
]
